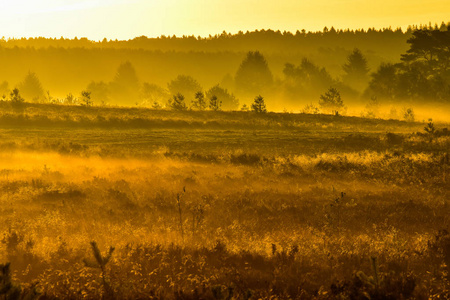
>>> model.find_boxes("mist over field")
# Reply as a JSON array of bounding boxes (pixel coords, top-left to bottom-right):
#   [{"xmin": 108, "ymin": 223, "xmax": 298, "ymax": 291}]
[
  {"xmin": 1, "ymin": 23, "xmax": 449, "ymax": 121},
  {"xmin": 0, "ymin": 12, "xmax": 449, "ymax": 300}
]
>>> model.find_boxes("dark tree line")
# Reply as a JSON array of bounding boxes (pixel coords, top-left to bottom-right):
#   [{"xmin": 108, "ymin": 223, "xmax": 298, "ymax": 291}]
[{"xmin": 364, "ymin": 25, "xmax": 450, "ymax": 102}]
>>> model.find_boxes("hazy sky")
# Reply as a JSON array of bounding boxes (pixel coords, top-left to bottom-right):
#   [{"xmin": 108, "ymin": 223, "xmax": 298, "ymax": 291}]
[{"xmin": 0, "ymin": 0, "xmax": 448, "ymax": 40}]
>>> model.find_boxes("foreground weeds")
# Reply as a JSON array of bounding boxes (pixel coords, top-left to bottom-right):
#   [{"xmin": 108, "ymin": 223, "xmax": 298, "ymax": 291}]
[
  {"xmin": 0, "ymin": 147, "xmax": 447, "ymax": 298},
  {"xmin": 0, "ymin": 110, "xmax": 448, "ymax": 298}
]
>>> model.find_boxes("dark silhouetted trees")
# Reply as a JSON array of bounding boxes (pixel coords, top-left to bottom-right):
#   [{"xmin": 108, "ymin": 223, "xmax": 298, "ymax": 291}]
[
  {"xmin": 364, "ymin": 63, "xmax": 398, "ymax": 100},
  {"xmin": 401, "ymin": 27, "xmax": 450, "ymax": 72},
  {"xmin": 365, "ymin": 26, "xmax": 450, "ymax": 103}
]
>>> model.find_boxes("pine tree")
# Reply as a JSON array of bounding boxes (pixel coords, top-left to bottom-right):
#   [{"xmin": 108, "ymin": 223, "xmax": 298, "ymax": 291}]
[
  {"xmin": 209, "ymin": 95, "xmax": 222, "ymax": 111},
  {"xmin": 169, "ymin": 93, "xmax": 187, "ymax": 110},
  {"xmin": 191, "ymin": 91, "xmax": 207, "ymax": 110},
  {"xmin": 342, "ymin": 48, "xmax": 369, "ymax": 91},
  {"xmin": 235, "ymin": 51, "xmax": 273, "ymax": 95},
  {"xmin": 251, "ymin": 95, "xmax": 267, "ymax": 113},
  {"xmin": 81, "ymin": 90, "xmax": 93, "ymax": 106}
]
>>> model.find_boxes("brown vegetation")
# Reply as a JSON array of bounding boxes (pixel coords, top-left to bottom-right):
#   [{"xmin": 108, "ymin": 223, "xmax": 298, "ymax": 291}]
[{"xmin": 0, "ymin": 103, "xmax": 448, "ymax": 298}]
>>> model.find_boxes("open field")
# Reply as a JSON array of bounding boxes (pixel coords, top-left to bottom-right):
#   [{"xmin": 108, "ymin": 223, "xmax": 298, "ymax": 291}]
[{"xmin": 0, "ymin": 103, "xmax": 449, "ymax": 299}]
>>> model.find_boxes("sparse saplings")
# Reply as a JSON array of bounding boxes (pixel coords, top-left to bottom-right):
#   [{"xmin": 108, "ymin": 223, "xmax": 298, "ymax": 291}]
[
  {"xmin": 64, "ymin": 93, "xmax": 77, "ymax": 105},
  {"xmin": 403, "ymin": 107, "xmax": 415, "ymax": 122},
  {"xmin": 169, "ymin": 93, "xmax": 187, "ymax": 110},
  {"xmin": 209, "ymin": 95, "xmax": 222, "ymax": 111},
  {"xmin": 9, "ymin": 88, "xmax": 25, "ymax": 112},
  {"xmin": 151, "ymin": 101, "xmax": 162, "ymax": 109},
  {"xmin": 205, "ymin": 85, "xmax": 239, "ymax": 110},
  {"xmin": 240, "ymin": 104, "xmax": 249, "ymax": 111},
  {"xmin": 319, "ymin": 87, "xmax": 344, "ymax": 115},
  {"xmin": 302, "ymin": 103, "xmax": 320, "ymax": 114},
  {"xmin": 363, "ymin": 96, "xmax": 380, "ymax": 118},
  {"xmin": 81, "ymin": 90, "xmax": 93, "ymax": 106},
  {"xmin": 424, "ymin": 119, "xmax": 435, "ymax": 135},
  {"xmin": 251, "ymin": 95, "xmax": 267, "ymax": 113},
  {"xmin": 0, "ymin": 81, "xmax": 9, "ymax": 99},
  {"xmin": 168, "ymin": 75, "xmax": 202, "ymax": 103},
  {"xmin": 191, "ymin": 91, "xmax": 207, "ymax": 110},
  {"xmin": 10, "ymin": 88, "xmax": 24, "ymax": 104},
  {"xmin": 424, "ymin": 118, "xmax": 435, "ymax": 142}
]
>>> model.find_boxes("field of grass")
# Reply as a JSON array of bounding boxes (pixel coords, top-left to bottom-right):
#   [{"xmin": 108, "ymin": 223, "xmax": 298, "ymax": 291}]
[{"xmin": 0, "ymin": 103, "xmax": 449, "ymax": 299}]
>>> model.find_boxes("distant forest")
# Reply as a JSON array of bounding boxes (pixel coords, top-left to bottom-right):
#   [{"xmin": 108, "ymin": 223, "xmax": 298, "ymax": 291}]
[{"xmin": 0, "ymin": 22, "xmax": 449, "ymax": 111}]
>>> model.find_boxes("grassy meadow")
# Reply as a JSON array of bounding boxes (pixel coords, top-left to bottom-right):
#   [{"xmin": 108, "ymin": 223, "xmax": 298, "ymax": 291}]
[{"xmin": 0, "ymin": 102, "xmax": 449, "ymax": 299}]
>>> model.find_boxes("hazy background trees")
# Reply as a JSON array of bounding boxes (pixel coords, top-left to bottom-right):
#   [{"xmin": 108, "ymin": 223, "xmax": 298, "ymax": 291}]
[
  {"xmin": 141, "ymin": 83, "xmax": 170, "ymax": 107},
  {"xmin": 235, "ymin": 51, "xmax": 273, "ymax": 96},
  {"xmin": 0, "ymin": 23, "xmax": 448, "ymax": 114},
  {"xmin": 205, "ymin": 85, "xmax": 239, "ymax": 110},
  {"xmin": 109, "ymin": 61, "xmax": 140, "ymax": 105},
  {"xmin": 17, "ymin": 72, "xmax": 45, "ymax": 102},
  {"xmin": 86, "ymin": 81, "xmax": 110, "ymax": 105},
  {"xmin": 282, "ymin": 58, "xmax": 334, "ymax": 103},
  {"xmin": 167, "ymin": 75, "xmax": 202, "ymax": 105},
  {"xmin": 342, "ymin": 48, "xmax": 370, "ymax": 92}
]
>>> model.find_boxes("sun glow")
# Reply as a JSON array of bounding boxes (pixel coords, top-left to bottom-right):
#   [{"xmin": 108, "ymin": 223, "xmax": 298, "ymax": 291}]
[{"xmin": 0, "ymin": 0, "xmax": 448, "ymax": 40}]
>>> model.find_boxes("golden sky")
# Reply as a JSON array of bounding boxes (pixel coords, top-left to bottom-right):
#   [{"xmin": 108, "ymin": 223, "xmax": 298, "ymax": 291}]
[{"xmin": 0, "ymin": 0, "xmax": 448, "ymax": 40}]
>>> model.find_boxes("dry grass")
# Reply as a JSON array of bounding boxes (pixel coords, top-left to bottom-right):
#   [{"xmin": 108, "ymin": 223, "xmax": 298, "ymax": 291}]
[{"xmin": 0, "ymin": 106, "xmax": 448, "ymax": 299}]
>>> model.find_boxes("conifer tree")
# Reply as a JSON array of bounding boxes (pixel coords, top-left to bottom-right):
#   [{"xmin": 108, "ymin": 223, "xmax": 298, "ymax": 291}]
[
  {"xmin": 209, "ymin": 95, "xmax": 222, "ymax": 111},
  {"xmin": 169, "ymin": 93, "xmax": 187, "ymax": 110},
  {"xmin": 251, "ymin": 95, "xmax": 267, "ymax": 113},
  {"xmin": 191, "ymin": 91, "xmax": 207, "ymax": 110}
]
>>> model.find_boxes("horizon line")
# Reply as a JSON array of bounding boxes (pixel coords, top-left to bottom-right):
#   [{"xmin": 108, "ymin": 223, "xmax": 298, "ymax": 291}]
[{"xmin": 1, "ymin": 21, "xmax": 448, "ymax": 43}]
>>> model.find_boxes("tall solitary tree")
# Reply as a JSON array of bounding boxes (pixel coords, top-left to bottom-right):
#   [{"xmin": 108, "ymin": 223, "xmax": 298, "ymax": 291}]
[
  {"xmin": 17, "ymin": 72, "xmax": 45, "ymax": 102},
  {"xmin": 235, "ymin": 51, "xmax": 273, "ymax": 95},
  {"xmin": 342, "ymin": 48, "xmax": 370, "ymax": 91},
  {"xmin": 110, "ymin": 61, "xmax": 140, "ymax": 105}
]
